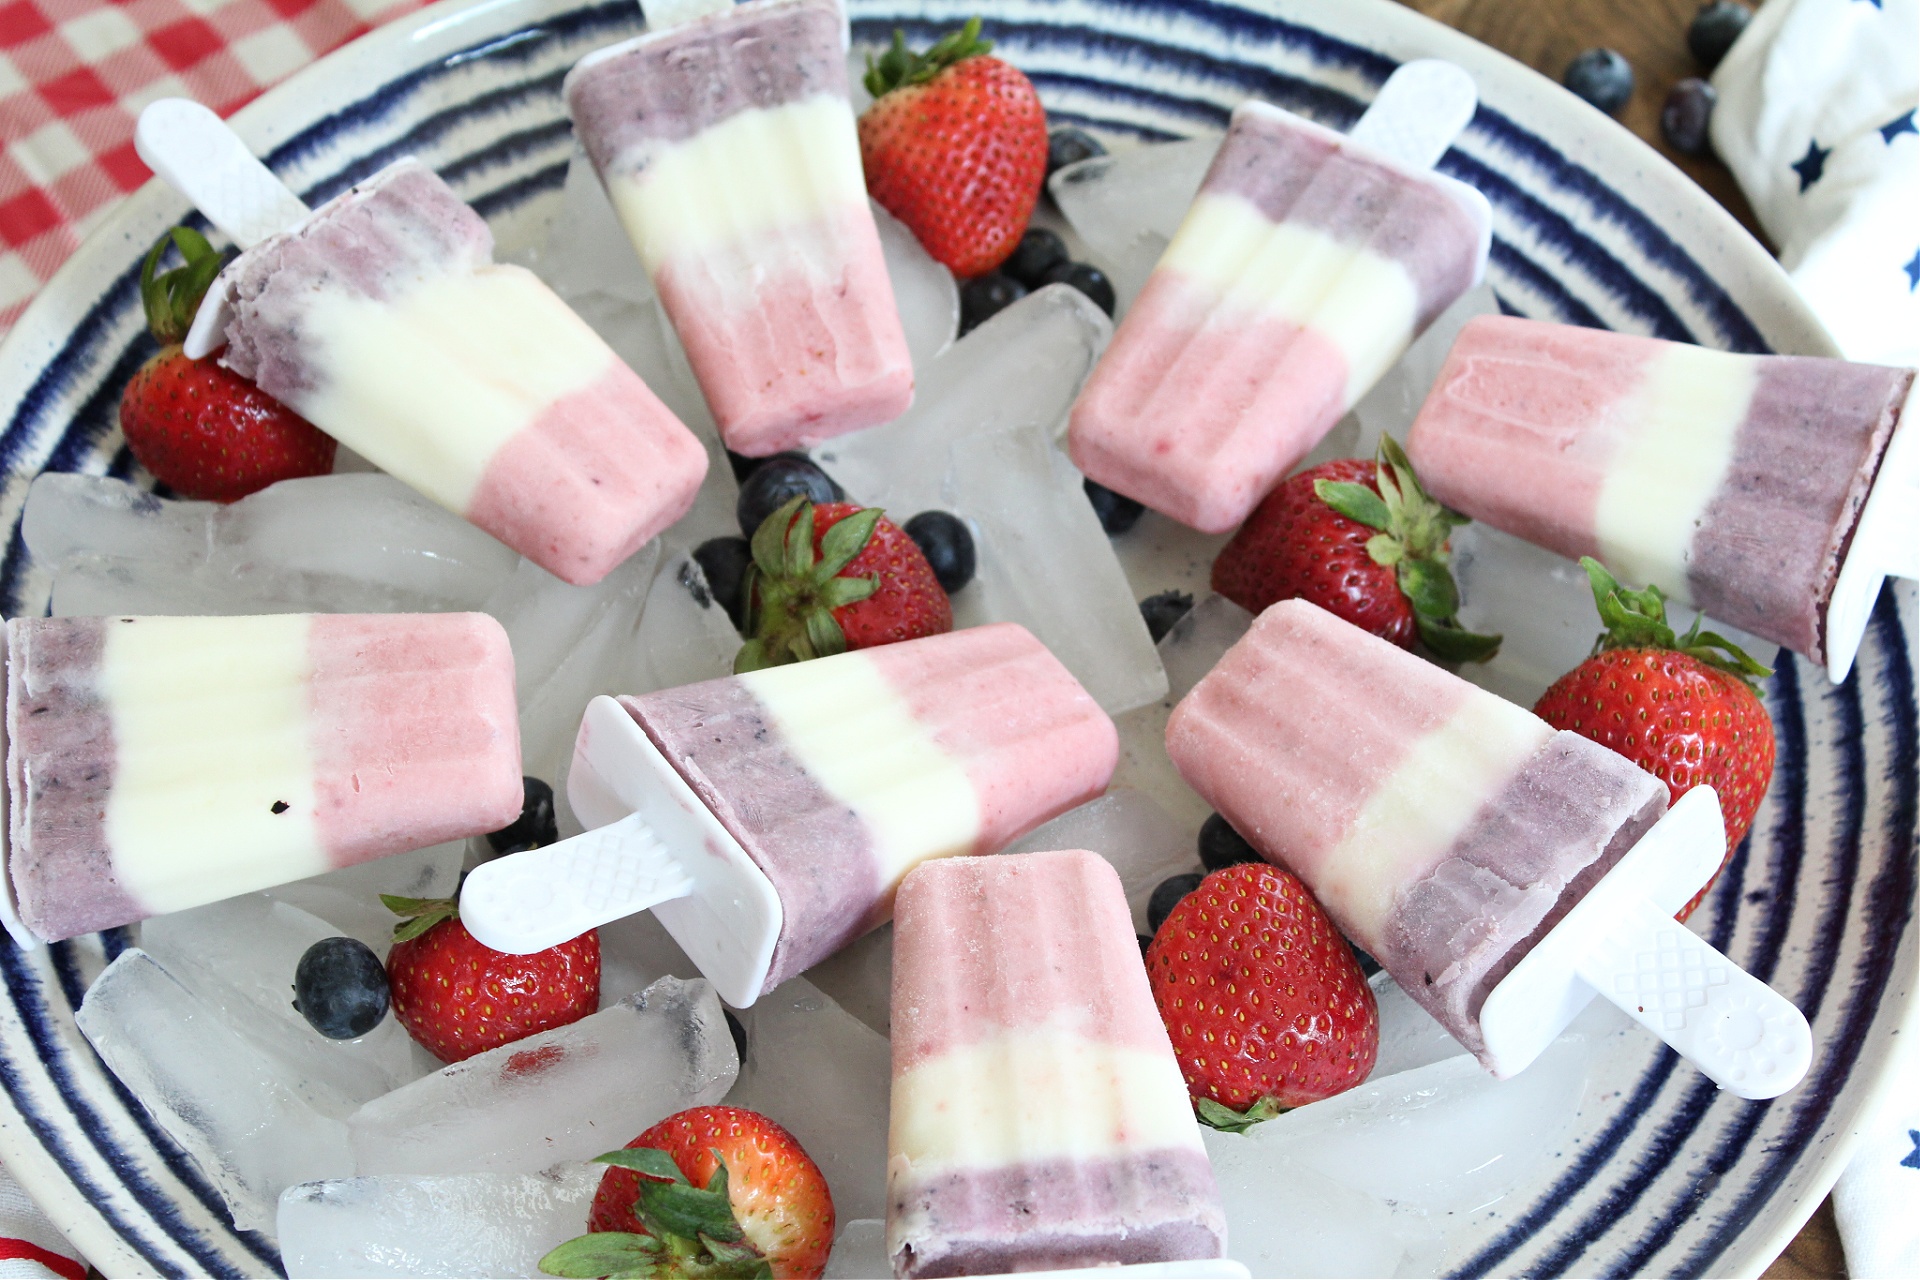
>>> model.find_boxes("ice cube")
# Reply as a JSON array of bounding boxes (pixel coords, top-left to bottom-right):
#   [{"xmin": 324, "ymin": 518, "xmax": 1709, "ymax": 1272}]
[
  {"xmin": 1200, "ymin": 1133, "xmax": 1414, "ymax": 1278},
  {"xmin": 1159, "ymin": 594, "xmax": 1253, "ymax": 699},
  {"xmin": 537, "ymin": 149, "xmax": 655, "ymax": 309},
  {"xmin": 945, "ymin": 423, "xmax": 1167, "ymax": 715},
  {"xmin": 1008, "ymin": 787, "xmax": 1197, "ymax": 933},
  {"xmin": 814, "ymin": 284, "xmax": 1112, "ymax": 516},
  {"xmin": 21, "ymin": 472, "xmax": 212, "ymax": 566},
  {"xmin": 278, "ymin": 1164, "xmax": 600, "ymax": 1279},
  {"xmin": 1350, "ymin": 283, "xmax": 1501, "ymax": 456},
  {"xmin": 802, "ymin": 924, "xmax": 893, "ymax": 1037},
  {"xmin": 349, "ymin": 976, "xmax": 737, "ymax": 1177},
  {"xmin": 1212, "ymin": 1019, "xmax": 1594, "ymax": 1229},
  {"xmin": 596, "ymin": 911, "xmax": 702, "ymax": 1010},
  {"xmin": 872, "ymin": 199, "xmax": 958, "ymax": 371},
  {"xmin": 212, "ymin": 474, "xmax": 517, "ymax": 611},
  {"xmin": 77, "ymin": 949, "xmax": 353, "ymax": 1231},
  {"xmin": 1048, "ymin": 137, "xmax": 1220, "ymax": 308},
  {"xmin": 619, "ymin": 547, "xmax": 740, "ymax": 694},
  {"xmin": 50, "ymin": 554, "xmax": 293, "ymax": 617},
  {"xmin": 1108, "ymin": 699, "xmax": 1211, "ymax": 835},
  {"xmin": 726, "ymin": 977, "xmax": 890, "ymax": 1223},
  {"xmin": 483, "ymin": 547, "xmax": 660, "ymax": 830},
  {"xmin": 140, "ymin": 896, "xmax": 420, "ymax": 1105},
  {"xmin": 824, "ymin": 1219, "xmax": 889, "ymax": 1280},
  {"xmin": 268, "ymin": 840, "xmax": 468, "ymax": 952},
  {"xmin": 1368, "ymin": 971, "xmax": 1468, "ymax": 1081}
]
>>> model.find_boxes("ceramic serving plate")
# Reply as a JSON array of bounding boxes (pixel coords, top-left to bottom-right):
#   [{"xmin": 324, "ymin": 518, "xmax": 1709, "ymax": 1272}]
[{"xmin": 0, "ymin": 0, "xmax": 1912, "ymax": 1274}]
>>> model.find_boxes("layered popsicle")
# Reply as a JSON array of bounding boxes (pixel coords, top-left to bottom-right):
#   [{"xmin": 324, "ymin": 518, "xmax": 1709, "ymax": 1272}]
[
  {"xmin": 621, "ymin": 623, "xmax": 1117, "ymax": 991},
  {"xmin": 1166, "ymin": 599, "xmax": 1670, "ymax": 1063},
  {"xmin": 1068, "ymin": 98, "xmax": 1490, "ymax": 533},
  {"xmin": 6, "ymin": 612, "xmax": 521, "ymax": 941},
  {"xmin": 888, "ymin": 849, "xmax": 1227, "ymax": 1277},
  {"xmin": 1405, "ymin": 315, "xmax": 1914, "ymax": 665},
  {"xmin": 212, "ymin": 159, "xmax": 708, "ymax": 586},
  {"xmin": 564, "ymin": 0, "xmax": 914, "ymax": 456}
]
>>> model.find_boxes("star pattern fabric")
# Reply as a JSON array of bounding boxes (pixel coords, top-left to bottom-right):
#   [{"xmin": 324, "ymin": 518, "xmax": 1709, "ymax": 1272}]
[
  {"xmin": 1712, "ymin": 0, "xmax": 1919, "ymax": 366},
  {"xmin": 0, "ymin": 0, "xmax": 431, "ymax": 337}
]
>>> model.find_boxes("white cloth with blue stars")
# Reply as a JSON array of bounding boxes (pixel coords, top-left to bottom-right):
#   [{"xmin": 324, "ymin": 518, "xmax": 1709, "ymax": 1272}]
[{"xmin": 1710, "ymin": 0, "xmax": 1918, "ymax": 367}]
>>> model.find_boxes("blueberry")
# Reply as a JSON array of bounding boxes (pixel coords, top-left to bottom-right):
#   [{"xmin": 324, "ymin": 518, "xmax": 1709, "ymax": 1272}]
[
  {"xmin": 904, "ymin": 511, "xmax": 976, "ymax": 593},
  {"xmin": 736, "ymin": 453, "xmax": 842, "ymax": 538},
  {"xmin": 1139, "ymin": 590, "xmax": 1194, "ymax": 644},
  {"xmin": 724, "ymin": 1009, "xmax": 748, "ymax": 1062},
  {"xmin": 1002, "ymin": 228, "xmax": 1069, "ymax": 289},
  {"xmin": 1198, "ymin": 813, "xmax": 1261, "ymax": 872},
  {"xmin": 1084, "ymin": 478, "xmax": 1145, "ymax": 535},
  {"xmin": 1041, "ymin": 261, "xmax": 1116, "ymax": 317},
  {"xmin": 1350, "ymin": 943, "xmax": 1382, "ymax": 979},
  {"xmin": 292, "ymin": 937, "xmax": 389, "ymax": 1039},
  {"xmin": 725, "ymin": 449, "xmax": 760, "ymax": 482},
  {"xmin": 959, "ymin": 274, "xmax": 1027, "ymax": 335},
  {"xmin": 1687, "ymin": 0, "xmax": 1751, "ymax": 70},
  {"xmin": 1661, "ymin": 77, "xmax": 1717, "ymax": 156},
  {"xmin": 1563, "ymin": 48, "xmax": 1634, "ymax": 115},
  {"xmin": 487, "ymin": 777, "xmax": 557, "ymax": 854},
  {"xmin": 693, "ymin": 536, "xmax": 753, "ymax": 631},
  {"xmin": 1138, "ymin": 933, "xmax": 1154, "ymax": 958},
  {"xmin": 1046, "ymin": 126, "xmax": 1108, "ymax": 178},
  {"xmin": 1147, "ymin": 872, "xmax": 1206, "ymax": 936}
]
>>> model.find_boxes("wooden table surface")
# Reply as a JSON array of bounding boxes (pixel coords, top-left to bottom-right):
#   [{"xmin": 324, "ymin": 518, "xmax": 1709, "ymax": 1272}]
[{"xmin": 1392, "ymin": 1, "xmax": 1841, "ymax": 1276}]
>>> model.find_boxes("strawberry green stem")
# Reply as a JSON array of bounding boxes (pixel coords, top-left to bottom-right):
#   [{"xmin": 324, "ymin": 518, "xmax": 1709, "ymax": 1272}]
[
  {"xmin": 863, "ymin": 17, "xmax": 992, "ymax": 98},
  {"xmin": 139, "ymin": 227, "xmax": 225, "ymax": 347},
  {"xmin": 1578, "ymin": 557, "xmax": 1771, "ymax": 685}
]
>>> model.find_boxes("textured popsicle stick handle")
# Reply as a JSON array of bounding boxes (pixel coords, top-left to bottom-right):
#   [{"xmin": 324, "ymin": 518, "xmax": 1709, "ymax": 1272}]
[
  {"xmin": 458, "ymin": 812, "xmax": 695, "ymax": 954},
  {"xmin": 1576, "ymin": 909, "xmax": 1812, "ymax": 1100},
  {"xmin": 1348, "ymin": 59, "xmax": 1478, "ymax": 171},
  {"xmin": 134, "ymin": 99, "xmax": 309, "ymax": 250}
]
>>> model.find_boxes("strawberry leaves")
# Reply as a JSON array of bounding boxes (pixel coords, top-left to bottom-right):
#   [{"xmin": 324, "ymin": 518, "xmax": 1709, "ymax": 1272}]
[
  {"xmin": 541, "ymin": 1149, "xmax": 773, "ymax": 1280},
  {"xmin": 381, "ymin": 894, "xmax": 458, "ymax": 943},
  {"xmin": 1195, "ymin": 1095, "xmax": 1288, "ymax": 1134},
  {"xmin": 736, "ymin": 497, "xmax": 881, "ymax": 673},
  {"xmin": 1580, "ymin": 557, "xmax": 1771, "ymax": 685},
  {"xmin": 139, "ymin": 227, "xmax": 226, "ymax": 347},
  {"xmin": 863, "ymin": 17, "xmax": 992, "ymax": 97},
  {"xmin": 1314, "ymin": 436, "xmax": 1501, "ymax": 664}
]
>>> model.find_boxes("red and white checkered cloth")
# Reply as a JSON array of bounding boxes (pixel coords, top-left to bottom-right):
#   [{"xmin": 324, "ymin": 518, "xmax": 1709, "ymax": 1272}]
[{"xmin": 0, "ymin": 0, "xmax": 434, "ymax": 336}]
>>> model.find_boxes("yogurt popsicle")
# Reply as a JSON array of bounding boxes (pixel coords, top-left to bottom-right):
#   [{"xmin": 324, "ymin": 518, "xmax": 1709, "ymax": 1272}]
[
  {"xmin": 564, "ymin": 0, "xmax": 914, "ymax": 456},
  {"xmin": 888, "ymin": 850, "xmax": 1227, "ymax": 1278},
  {"xmin": 460, "ymin": 623, "xmax": 1117, "ymax": 1004},
  {"xmin": 1405, "ymin": 314, "xmax": 1914, "ymax": 668},
  {"xmin": 5, "ymin": 613, "xmax": 521, "ymax": 942},
  {"xmin": 204, "ymin": 157, "xmax": 709, "ymax": 586},
  {"xmin": 1165, "ymin": 600, "xmax": 1813, "ymax": 1097},
  {"xmin": 1166, "ymin": 598, "xmax": 1667, "ymax": 1062},
  {"xmin": 1068, "ymin": 63, "xmax": 1491, "ymax": 533}
]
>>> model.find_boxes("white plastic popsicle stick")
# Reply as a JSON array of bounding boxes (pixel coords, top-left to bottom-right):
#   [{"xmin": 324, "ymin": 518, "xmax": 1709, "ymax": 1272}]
[
  {"xmin": 460, "ymin": 696, "xmax": 784, "ymax": 1008},
  {"xmin": 1824, "ymin": 380, "xmax": 1920, "ymax": 683},
  {"xmin": 1480, "ymin": 787, "xmax": 1813, "ymax": 1099},
  {"xmin": 458, "ymin": 812, "xmax": 695, "ymax": 953},
  {"xmin": 1347, "ymin": 59, "xmax": 1479, "ymax": 173},
  {"xmin": 134, "ymin": 100, "xmax": 308, "ymax": 250},
  {"xmin": 134, "ymin": 99, "xmax": 311, "ymax": 361}
]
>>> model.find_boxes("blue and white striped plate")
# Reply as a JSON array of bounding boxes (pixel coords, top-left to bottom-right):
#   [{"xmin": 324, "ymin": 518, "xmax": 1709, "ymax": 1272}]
[{"xmin": 0, "ymin": 0, "xmax": 1911, "ymax": 1274}]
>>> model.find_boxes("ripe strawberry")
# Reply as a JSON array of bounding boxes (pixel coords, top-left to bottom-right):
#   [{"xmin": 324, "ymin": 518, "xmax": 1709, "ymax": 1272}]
[
  {"xmin": 541, "ymin": 1105, "xmax": 835, "ymax": 1280},
  {"xmin": 1211, "ymin": 436, "xmax": 1500, "ymax": 662},
  {"xmin": 737, "ymin": 498, "xmax": 951, "ymax": 671},
  {"xmin": 119, "ymin": 228, "xmax": 335, "ymax": 501},
  {"xmin": 1534, "ymin": 558, "xmax": 1776, "ymax": 921},
  {"xmin": 1146, "ymin": 862, "xmax": 1378, "ymax": 1131},
  {"xmin": 858, "ymin": 18, "xmax": 1049, "ymax": 278},
  {"xmin": 381, "ymin": 895, "xmax": 599, "ymax": 1064}
]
